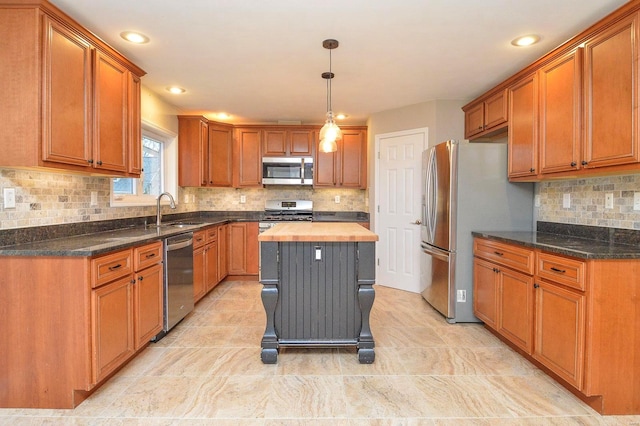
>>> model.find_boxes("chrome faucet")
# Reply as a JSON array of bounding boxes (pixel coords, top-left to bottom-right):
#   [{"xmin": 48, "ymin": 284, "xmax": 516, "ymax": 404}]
[{"xmin": 156, "ymin": 192, "xmax": 176, "ymax": 227}]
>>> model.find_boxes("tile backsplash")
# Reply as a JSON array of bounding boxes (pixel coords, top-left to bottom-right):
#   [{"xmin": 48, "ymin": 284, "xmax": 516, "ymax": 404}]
[
  {"xmin": 0, "ymin": 168, "xmax": 367, "ymax": 230},
  {"xmin": 536, "ymin": 173, "xmax": 640, "ymax": 230}
]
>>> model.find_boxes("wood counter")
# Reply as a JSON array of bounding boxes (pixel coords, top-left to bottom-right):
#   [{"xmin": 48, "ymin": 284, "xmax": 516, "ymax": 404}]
[
  {"xmin": 259, "ymin": 222, "xmax": 378, "ymax": 364},
  {"xmin": 258, "ymin": 222, "xmax": 378, "ymax": 242}
]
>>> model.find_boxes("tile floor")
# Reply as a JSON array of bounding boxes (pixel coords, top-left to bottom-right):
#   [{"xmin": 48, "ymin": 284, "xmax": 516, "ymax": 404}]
[{"xmin": 1, "ymin": 280, "xmax": 639, "ymax": 425}]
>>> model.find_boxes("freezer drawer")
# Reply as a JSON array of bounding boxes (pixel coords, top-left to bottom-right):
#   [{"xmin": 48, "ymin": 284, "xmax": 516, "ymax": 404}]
[{"xmin": 420, "ymin": 243, "xmax": 455, "ymax": 320}]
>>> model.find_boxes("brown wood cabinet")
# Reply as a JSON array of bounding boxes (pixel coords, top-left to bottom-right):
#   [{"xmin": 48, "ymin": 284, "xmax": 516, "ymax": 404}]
[
  {"xmin": 193, "ymin": 225, "xmax": 229, "ymax": 303},
  {"xmin": 507, "ymin": 73, "xmax": 538, "ymax": 179},
  {"xmin": 228, "ymin": 222, "xmax": 259, "ymax": 276},
  {"xmin": 314, "ymin": 127, "xmax": 367, "ymax": 188},
  {"xmin": 193, "ymin": 230, "xmax": 207, "ymax": 302},
  {"xmin": 217, "ymin": 224, "xmax": 229, "ymax": 281},
  {"xmin": 178, "ymin": 116, "xmax": 233, "ymax": 187},
  {"xmin": 473, "ymin": 236, "xmax": 640, "ymax": 415},
  {"xmin": 463, "ymin": 89, "xmax": 508, "ymax": 140},
  {"xmin": 263, "ymin": 128, "xmax": 314, "ymax": 156},
  {"xmin": 233, "ymin": 128, "xmax": 263, "ymax": 187},
  {"xmin": 0, "ymin": 3, "xmax": 145, "ymax": 176}
]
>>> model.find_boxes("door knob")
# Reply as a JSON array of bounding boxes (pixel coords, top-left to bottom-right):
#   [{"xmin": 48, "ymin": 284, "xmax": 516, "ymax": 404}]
[{"xmin": 412, "ymin": 220, "xmax": 422, "ymax": 225}]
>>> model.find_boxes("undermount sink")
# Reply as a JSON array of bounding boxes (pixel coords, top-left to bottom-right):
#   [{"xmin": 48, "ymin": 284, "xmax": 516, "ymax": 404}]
[{"xmin": 168, "ymin": 222, "xmax": 206, "ymax": 228}]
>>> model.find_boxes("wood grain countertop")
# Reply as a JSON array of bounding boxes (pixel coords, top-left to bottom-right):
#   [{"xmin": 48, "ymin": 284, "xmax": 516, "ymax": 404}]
[{"xmin": 258, "ymin": 222, "xmax": 379, "ymax": 242}]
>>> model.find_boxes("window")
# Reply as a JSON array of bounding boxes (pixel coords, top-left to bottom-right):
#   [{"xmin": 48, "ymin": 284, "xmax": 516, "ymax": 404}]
[{"xmin": 111, "ymin": 121, "xmax": 178, "ymax": 206}]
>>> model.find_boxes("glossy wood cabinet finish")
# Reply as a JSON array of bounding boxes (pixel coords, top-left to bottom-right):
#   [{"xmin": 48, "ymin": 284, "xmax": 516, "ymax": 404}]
[
  {"xmin": 178, "ymin": 117, "xmax": 234, "ymax": 187},
  {"xmin": 539, "ymin": 48, "xmax": 582, "ymax": 174},
  {"xmin": 128, "ymin": 74, "xmax": 142, "ymax": 175},
  {"xmin": 463, "ymin": 89, "xmax": 508, "ymax": 140},
  {"xmin": 233, "ymin": 128, "xmax": 263, "ymax": 187},
  {"xmin": 228, "ymin": 222, "xmax": 259, "ymax": 276},
  {"xmin": 583, "ymin": 12, "xmax": 640, "ymax": 170},
  {"xmin": 193, "ymin": 245, "xmax": 206, "ymax": 302},
  {"xmin": 263, "ymin": 128, "xmax": 314, "ymax": 156},
  {"xmin": 473, "ymin": 237, "xmax": 640, "ymax": 415},
  {"xmin": 508, "ymin": 73, "xmax": 538, "ymax": 179},
  {"xmin": 0, "ymin": 3, "xmax": 144, "ymax": 176},
  {"xmin": 314, "ymin": 128, "xmax": 367, "ymax": 188},
  {"xmin": 218, "ymin": 224, "xmax": 229, "ymax": 281},
  {"xmin": 193, "ymin": 225, "xmax": 228, "ymax": 302}
]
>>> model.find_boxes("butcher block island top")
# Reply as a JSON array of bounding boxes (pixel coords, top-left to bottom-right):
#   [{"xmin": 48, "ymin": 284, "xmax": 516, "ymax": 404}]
[{"xmin": 258, "ymin": 222, "xmax": 378, "ymax": 242}]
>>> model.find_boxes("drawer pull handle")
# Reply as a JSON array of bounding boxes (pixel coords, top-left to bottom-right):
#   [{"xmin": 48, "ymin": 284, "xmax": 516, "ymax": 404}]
[
  {"xmin": 145, "ymin": 253, "xmax": 156, "ymax": 259},
  {"xmin": 108, "ymin": 263, "xmax": 122, "ymax": 271},
  {"xmin": 550, "ymin": 267, "xmax": 566, "ymax": 273},
  {"xmin": 494, "ymin": 251, "xmax": 504, "ymax": 256}
]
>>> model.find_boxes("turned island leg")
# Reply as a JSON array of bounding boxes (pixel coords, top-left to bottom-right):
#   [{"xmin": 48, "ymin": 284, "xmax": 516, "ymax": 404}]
[
  {"xmin": 260, "ymin": 242, "xmax": 279, "ymax": 364},
  {"xmin": 357, "ymin": 242, "xmax": 376, "ymax": 364}
]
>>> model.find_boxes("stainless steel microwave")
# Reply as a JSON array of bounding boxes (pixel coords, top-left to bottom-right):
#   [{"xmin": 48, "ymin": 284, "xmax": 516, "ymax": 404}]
[{"xmin": 262, "ymin": 157, "xmax": 313, "ymax": 185}]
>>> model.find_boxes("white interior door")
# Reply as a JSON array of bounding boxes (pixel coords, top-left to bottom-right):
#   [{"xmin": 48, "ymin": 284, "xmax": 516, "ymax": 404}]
[{"xmin": 375, "ymin": 128, "xmax": 427, "ymax": 293}]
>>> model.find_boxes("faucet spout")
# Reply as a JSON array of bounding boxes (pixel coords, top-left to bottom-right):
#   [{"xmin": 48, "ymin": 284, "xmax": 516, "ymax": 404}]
[{"xmin": 156, "ymin": 192, "xmax": 177, "ymax": 227}]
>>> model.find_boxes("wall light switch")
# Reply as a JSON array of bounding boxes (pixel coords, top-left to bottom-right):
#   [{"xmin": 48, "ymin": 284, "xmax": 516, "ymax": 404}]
[
  {"xmin": 3, "ymin": 188, "xmax": 16, "ymax": 209},
  {"xmin": 534, "ymin": 194, "xmax": 541, "ymax": 207},
  {"xmin": 605, "ymin": 193, "xmax": 614, "ymax": 209},
  {"xmin": 562, "ymin": 193, "xmax": 571, "ymax": 209},
  {"xmin": 634, "ymin": 192, "xmax": 640, "ymax": 211},
  {"xmin": 240, "ymin": 195, "xmax": 246, "ymax": 204}
]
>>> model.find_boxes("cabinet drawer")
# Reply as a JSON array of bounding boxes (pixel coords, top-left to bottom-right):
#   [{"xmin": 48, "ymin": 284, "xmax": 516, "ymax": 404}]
[
  {"xmin": 92, "ymin": 249, "xmax": 133, "ymax": 288},
  {"xmin": 473, "ymin": 238, "xmax": 534, "ymax": 275},
  {"xmin": 193, "ymin": 230, "xmax": 207, "ymax": 248},
  {"xmin": 206, "ymin": 227, "xmax": 218, "ymax": 242},
  {"xmin": 134, "ymin": 241, "xmax": 163, "ymax": 271},
  {"xmin": 537, "ymin": 252, "xmax": 586, "ymax": 290}
]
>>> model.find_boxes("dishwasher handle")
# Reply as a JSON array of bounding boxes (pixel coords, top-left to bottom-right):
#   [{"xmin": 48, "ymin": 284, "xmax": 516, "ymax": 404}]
[{"xmin": 166, "ymin": 236, "xmax": 193, "ymax": 251}]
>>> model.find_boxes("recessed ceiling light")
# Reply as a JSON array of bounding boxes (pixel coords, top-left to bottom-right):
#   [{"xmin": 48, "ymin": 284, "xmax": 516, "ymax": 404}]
[
  {"xmin": 216, "ymin": 112, "xmax": 231, "ymax": 120},
  {"xmin": 511, "ymin": 34, "xmax": 540, "ymax": 47},
  {"xmin": 166, "ymin": 86, "xmax": 186, "ymax": 94},
  {"xmin": 120, "ymin": 31, "xmax": 150, "ymax": 44},
  {"xmin": 336, "ymin": 113, "xmax": 348, "ymax": 120}
]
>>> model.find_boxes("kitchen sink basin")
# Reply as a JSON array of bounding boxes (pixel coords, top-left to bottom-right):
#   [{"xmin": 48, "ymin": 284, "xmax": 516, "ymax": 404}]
[{"xmin": 169, "ymin": 221, "xmax": 205, "ymax": 228}]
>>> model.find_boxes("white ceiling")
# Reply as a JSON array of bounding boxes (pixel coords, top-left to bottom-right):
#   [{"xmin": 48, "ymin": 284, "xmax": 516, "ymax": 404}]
[{"xmin": 50, "ymin": 0, "xmax": 628, "ymax": 126}]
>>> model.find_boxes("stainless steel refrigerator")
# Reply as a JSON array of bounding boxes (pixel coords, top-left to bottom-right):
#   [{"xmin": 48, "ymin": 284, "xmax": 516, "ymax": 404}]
[{"xmin": 420, "ymin": 140, "xmax": 533, "ymax": 323}]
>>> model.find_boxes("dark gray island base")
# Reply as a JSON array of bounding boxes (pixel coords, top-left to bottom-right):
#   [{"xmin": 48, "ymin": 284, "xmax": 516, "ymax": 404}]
[{"xmin": 258, "ymin": 223, "xmax": 378, "ymax": 364}]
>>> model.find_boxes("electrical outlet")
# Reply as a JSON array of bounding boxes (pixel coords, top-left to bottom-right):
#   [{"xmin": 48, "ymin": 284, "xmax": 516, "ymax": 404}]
[
  {"xmin": 334, "ymin": 195, "xmax": 340, "ymax": 204},
  {"xmin": 90, "ymin": 191, "xmax": 98, "ymax": 207},
  {"xmin": 634, "ymin": 192, "xmax": 640, "ymax": 211},
  {"xmin": 534, "ymin": 194, "xmax": 541, "ymax": 207},
  {"xmin": 240, "ymin": 195, "xmax": 246, "ymax": 204},
  {"xmin": 563, "ymin": 193, "xmax": 571, "ymax": 208},
  {"xmin": 605, "ymin": 193, "xmax": 614, "ymax": 209},
  {"xmin": 456, "ymin": 289, "xmax": 466, "ymax": 303},
  {"xmin": 3, "ymin": 188, "xmax": 16, "ymax": 209}
]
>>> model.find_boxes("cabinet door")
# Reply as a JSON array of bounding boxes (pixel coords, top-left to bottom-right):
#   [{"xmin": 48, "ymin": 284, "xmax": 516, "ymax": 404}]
[
  {"xmin": 583, "ymin": 13, "xmax": 640, "ymax": 169},
  {"xmin": 539, "ymin": 48, "xmax": 582, "ymax": 174},
  {"xmin": 233, "ymin": 128, "xmax": 262, "ymax": 187},
  {"xmin": 498, "ymin": 268, "xmax": 534, "ymax": 353},
  {"xmin": 42, "ymin": 16, "xmax": 92, "ymax": 168},
  {"xmin": 508, "ymin": 73, "xmax": 538, "ymax": 179},
  {"xmin": 245, "ymin": 222, "xmax": 259, "ymax": 275},
  {"xmin": 339, "ymin": 129, "xmax": 367, "ymax": 188},
  {"xmin": 91, "ymin": 276, "xmax": 134, "ymax": 383},
  {"xmin": 208, "ymin": 123, "xmax": 233, "ymax": 186},
  {"xmin": 473, "ymin": 258, "xmax": 499, "ymax": 328},
  {"xmin": 217, "ymin": 224, "xmax": 228, "ymax": 281},
  {"xmin": 464, "ymin": 103, "xmax": 484, "ymax": 139},
  {"xmin": 289, "ymin": 130, "xmax": 313, "ymax": 156},
  {"xmin": 133, "ymin": 263, "xmax": 163, "ymax": 348},
  {"xmin": 128, "ymin": 73, "xmax": 142, "ymax": 175},
  {"xmin": 205, "ymin": 241, "xmax": 219, "ymax": 291},
  {"xmin": 228, "ymin": 222, "xmax": 259, "ymax": 275},
  {"xmin": 263, "ymin": 129, "xmax": 287, "ymax": 156},
  {"xmin": 178, "ymin": 116, "xmax": 208, "ymax": 187},
  {"xmin": 534, "ymin": 281, "xmax": 586, "ymax": 390},
  {"xmin": 93, "ymin": 50, "xmax": 128, "ymax": 173},
  {"xmin": 314, "ymin": 147, "xmax": 337, "ymax": 186},
  {"xmin": 484, "ymin": 89, "xmax": 508, "ymax": 130},
  {"xmin": 193, "ymin": 246, "xmax": 206, "ymax": 302}
]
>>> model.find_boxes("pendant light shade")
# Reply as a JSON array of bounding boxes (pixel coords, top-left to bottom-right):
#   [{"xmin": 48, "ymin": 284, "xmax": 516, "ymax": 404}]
[{"xmin": 319, "ymin": 39, "xmax": 341, "ymax": 153}]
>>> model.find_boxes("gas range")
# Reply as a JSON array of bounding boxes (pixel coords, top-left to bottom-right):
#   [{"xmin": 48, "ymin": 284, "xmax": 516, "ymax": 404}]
[{"xmin": 259, "ymin": 200, "xmax": 313, "ymax": 231}]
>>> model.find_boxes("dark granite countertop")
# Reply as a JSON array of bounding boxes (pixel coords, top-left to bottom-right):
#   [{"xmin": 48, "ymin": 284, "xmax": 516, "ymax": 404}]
[
  {"xmin": 473, "ymin": 227, "xmax": 640, "ymax": 260},
  {"xmin": 0, "ymin": 210, "xmax": 369, "ymax": 257}
]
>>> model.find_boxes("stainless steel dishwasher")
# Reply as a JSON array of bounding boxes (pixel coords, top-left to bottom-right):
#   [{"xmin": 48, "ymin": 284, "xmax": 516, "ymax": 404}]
[{"xmin": 153, "ymin": 232, "xmax": 194, "ymax": 341}]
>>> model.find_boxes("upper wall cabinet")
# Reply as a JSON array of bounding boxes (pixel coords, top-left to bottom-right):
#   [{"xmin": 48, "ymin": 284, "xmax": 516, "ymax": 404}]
[
  {"xmin": 465, "ymin": 3, "xmax": 640, "ymax": 181},
  {"xmin": 314, "ymin": 127, "xmax": 367, "ymax": 188},
  {"xmin": 462, "ymin": 89, "xmax": 508, "ymax": 140},
  {"xmin": 263, "ymin": 128, "xmax": 314, "ymax": 157},
  {"xmin": 0, "ymin": 1, "xmax": 145, "ymax": 177}
]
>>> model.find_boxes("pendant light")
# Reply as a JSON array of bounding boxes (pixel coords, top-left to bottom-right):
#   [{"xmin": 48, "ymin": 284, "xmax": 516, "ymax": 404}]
[{"xmin": 319, "ymin": 39, "xmax": 342, "ymax": 153}]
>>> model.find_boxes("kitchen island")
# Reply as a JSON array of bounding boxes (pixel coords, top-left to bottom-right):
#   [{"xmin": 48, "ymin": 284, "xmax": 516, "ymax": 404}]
[{"xmin": 258, "ymin": 222, "xmax": 378, "ymax": 363}]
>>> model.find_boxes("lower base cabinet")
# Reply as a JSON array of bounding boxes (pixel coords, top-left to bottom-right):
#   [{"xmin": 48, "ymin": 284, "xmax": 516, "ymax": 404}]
[
  {"xmin": 473, "ymin": 236, "xmax": 640, "ymax": 415},
  {"xmin": 228, "ymin": 222, "xmax": 259, "ymax": 275}
]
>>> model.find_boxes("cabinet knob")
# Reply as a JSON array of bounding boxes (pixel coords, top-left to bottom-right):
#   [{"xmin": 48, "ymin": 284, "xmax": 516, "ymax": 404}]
[
  {"xmin": 534, "ymin": 283, "xmax": 540, "ymax": 289},
  {"xmin": 570, "ymin": 161, "xmax": 577, "ymax": 167},
  {"xmin": 97, "ymin": 161, "xmax": 103, "ymax": 166},
  {"xmin": 529, "ymin": 168, "xmax": 535, "ymax": 173},
  {"xmin": 88, "ymin": 159, "xmax": 94, "ymax": 164},
  {"xmin": 582, "ymin": 160, "xmax": 588, "ymax": 166},
  {"xmin": 138, "ymin": 276, "xmax": 144, "ymax": 281},
  {"xmin": 478, "ymin": 126, "xmax": 483, "ymax": 130}
]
